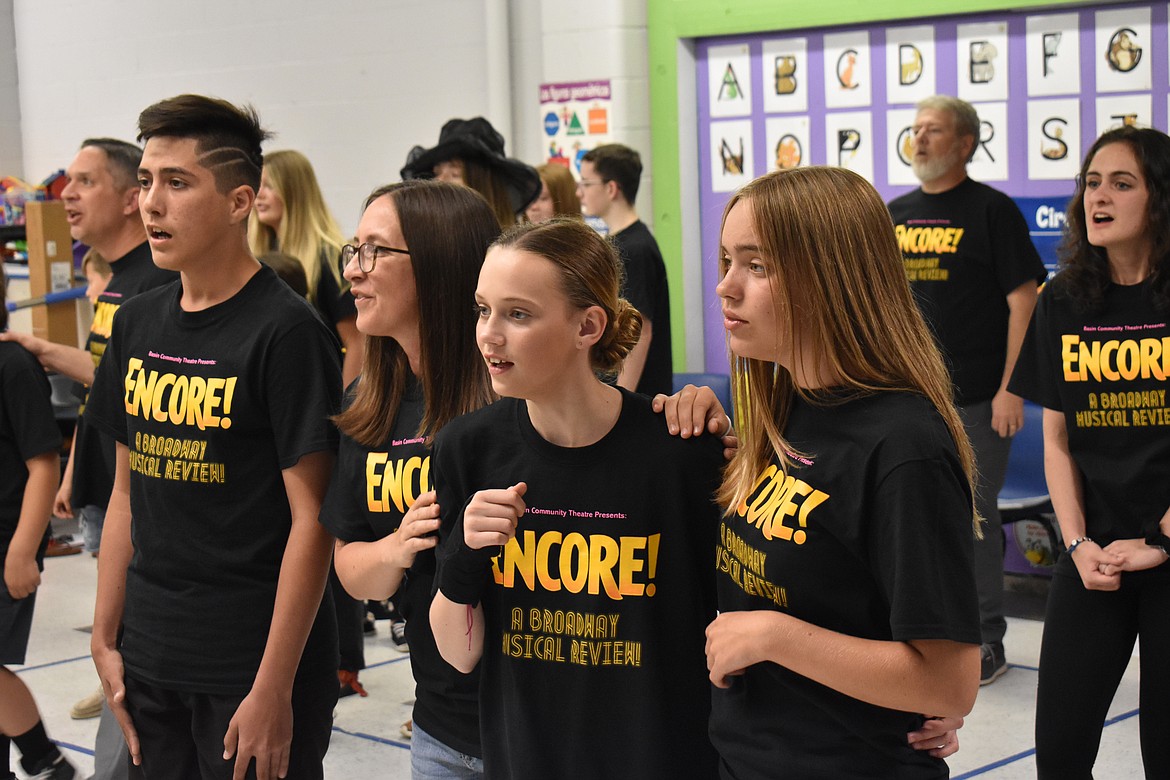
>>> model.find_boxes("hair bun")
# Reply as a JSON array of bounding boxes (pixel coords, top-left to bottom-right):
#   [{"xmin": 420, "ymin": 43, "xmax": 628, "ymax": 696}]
[{"xmin": 593, "ymin": 298, "xmax": 643, "ymax": 373}]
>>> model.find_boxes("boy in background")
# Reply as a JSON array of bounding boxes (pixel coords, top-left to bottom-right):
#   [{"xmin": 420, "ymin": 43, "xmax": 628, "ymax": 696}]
[{"xmin": 0, "ymin": 272, "xmax": 76, "ymax": 778}]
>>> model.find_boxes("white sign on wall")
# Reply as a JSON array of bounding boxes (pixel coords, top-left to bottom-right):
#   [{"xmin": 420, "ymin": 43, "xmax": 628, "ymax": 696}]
[
  {"xmin": 886, "ymin": 107, "xmax": 920, "ymax": 186},
  {"xmin": 958, "ymin": 22, "xmax": 1009, "ymax": 103},
  {"xmin": 968, "ymin": 101, "xmax": 1010, "ymax": 182},
  {"xmin": 762, "ymin": 38, "xmax": 809, "ymax": 114},
  {"xmin": 1027, "ymin": 98, "xmax": 1081, "ymax": 181},
  {"xmin": 824, "ymin": 31, "xmax": 872, "ymax": 109},
  {"xmin": 1096, "ymin": 94, "xmax": 1153, "ymax": 135},
  {"xmin": 885, "ymin": 25, "xmax": 936, "ymax": 105},
  {"xmin": 1026, "ymin": 13, "xmax": 1081, "ymax": 97},
  {"xmin": 538, "ymin": 80, "xmax": 613, "ymax": 175},
  {"xmin": 709, "ymin": 44, "xmax": 752, "ymax": 118},
  {"xmin": 765, "ymin": 115, "xmax": 811, "ymax": 171},
  {"xmin": 710, "ymin": 120, "xmax": 755, "ymax": 192},
  {"xmin": 1095, "ymin": 7, "xmax": 1151, "ymax": 93},
  {"xmin": 825, "ymin": 111, "xmax": 874, "ymax": 181}
]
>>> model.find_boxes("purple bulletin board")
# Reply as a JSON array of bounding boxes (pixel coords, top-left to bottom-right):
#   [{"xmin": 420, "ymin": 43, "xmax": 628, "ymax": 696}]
[{"xmin": 694, "ymin": 3, "xmax": 1169, "ymax": 372}]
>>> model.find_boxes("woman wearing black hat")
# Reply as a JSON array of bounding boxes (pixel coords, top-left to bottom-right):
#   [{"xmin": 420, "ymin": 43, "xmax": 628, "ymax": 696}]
[{"xmin": 400, "ymin": 117, "xmax": 542, "ymax": 228}]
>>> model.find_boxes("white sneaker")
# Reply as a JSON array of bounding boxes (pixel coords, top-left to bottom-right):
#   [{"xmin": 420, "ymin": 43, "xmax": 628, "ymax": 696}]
[{"xmin": 390, "ymin": 620, "xmax": 409, "ymax": 652}]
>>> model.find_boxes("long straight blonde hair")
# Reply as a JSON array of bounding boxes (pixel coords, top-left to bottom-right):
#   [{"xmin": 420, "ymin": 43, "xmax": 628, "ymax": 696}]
[
  {"xmin": 247, "ymin": 149, "xmax": 346, "ymax": 303},
  {"xmin": 717, "ymin": 167, "xmax": 978, "ymax": 534}
]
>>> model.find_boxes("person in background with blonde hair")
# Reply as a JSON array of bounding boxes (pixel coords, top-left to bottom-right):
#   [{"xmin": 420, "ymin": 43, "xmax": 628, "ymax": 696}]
[
  {"xmin": 250, "ymin": 149, "xmax": 368, "ymax": 702},
  {"xmin": 431, "ymin": 218, "xmax": 726, "ymax": 778},
  {"xmin": 249, "ymin": 149, "xmax": 363, "ymax": 384},
  {"xmin": 706, "ymin": 166, "xmax": 980, "ymax": 778},
  {"xmin": 525, "ymin": 163, "xmax": 582, "ymax": 223}
]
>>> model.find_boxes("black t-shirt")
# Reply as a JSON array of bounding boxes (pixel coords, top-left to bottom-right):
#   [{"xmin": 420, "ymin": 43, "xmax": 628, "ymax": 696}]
[
  {"xmin": 73, "ymin": 242, "xmax": 178, "ymax": 508},
  {"xmin": 610, "ymin": 220, "xmax": 673, "ymax": 397},
  {"xmin": 85, "ymin": 265, "xmax": 342, "ymax": 694},
  {"xmin": 888, "ymin": 179, "xmax": 1045, "ymax": 405},
  {"xmin": 312, "ymin": 249, "xmax": 356, "ymax": 357},
  {"xmin": 711, "ymin": 392, "xmax": 980, "ymax": 780},
  {"xmin": 434, "ymin": 389, "xmax": 723, "ymax": 780},
  {"xmin": 1009, "ymin": 275, "xmax": 1170, "ymax": 543},
  {"xmin": 0, "ymin": 342, "xmax": 62, "ymax": 563},
  {"xmin": 320, "ymin": 375, "xmax": 481, "ymax": 758}
]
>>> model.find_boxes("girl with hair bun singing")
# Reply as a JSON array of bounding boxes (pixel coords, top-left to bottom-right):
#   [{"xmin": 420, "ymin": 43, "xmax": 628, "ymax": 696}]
[{"xmin": 431, "ymin": 218, "xmax": 726, "ymax": 779}]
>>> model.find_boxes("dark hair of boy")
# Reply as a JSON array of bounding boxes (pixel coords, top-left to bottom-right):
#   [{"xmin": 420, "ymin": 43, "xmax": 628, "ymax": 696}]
[
  {"xmin": 137, "ymin": 94, "xmax": 270, "ymax": 193},
  {"xmin": 581, "ymin": 143, "xmax": 642, "ymax": 205},
  {"xmin": 0, "ymin": 271, "xmax": 7, "ymax": 331},
  {"xmin": 259, "ymin": 251, "xmax": 310, "ymax": 298}
]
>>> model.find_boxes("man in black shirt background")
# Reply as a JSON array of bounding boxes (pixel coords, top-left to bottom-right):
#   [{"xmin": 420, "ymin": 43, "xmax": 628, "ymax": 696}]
[
  {"xmin": 888, "ymin": 96, "xmax": 1045, "ymax": 686},
  {"xmin": 578, "ymin": 143, "xmax": 673, "ymax": 396}
]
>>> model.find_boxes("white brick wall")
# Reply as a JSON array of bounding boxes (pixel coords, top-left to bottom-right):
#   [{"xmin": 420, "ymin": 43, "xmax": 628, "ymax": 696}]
[
  {"xmin": 0, "ymin": 0, "xmax": 23, "ymax": 177},
  {"xmin": 5, "ymin": 0, "xmax": 651, "ymax": 234}
]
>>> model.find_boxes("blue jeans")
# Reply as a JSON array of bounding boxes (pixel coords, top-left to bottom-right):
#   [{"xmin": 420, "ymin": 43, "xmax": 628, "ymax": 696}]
[
  {"xmin": 411, "ymin": 724, "xmax": 483, "ymax": 780},
  {"xmin": 80, "ymin": 504, "xmax": 106, "ymax": 554}
]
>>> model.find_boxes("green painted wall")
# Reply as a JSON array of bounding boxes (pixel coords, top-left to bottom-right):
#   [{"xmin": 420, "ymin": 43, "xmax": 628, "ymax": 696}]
[{"xmin": 648, "ymin": 0, "xmax": 1090, "ymax": 369}]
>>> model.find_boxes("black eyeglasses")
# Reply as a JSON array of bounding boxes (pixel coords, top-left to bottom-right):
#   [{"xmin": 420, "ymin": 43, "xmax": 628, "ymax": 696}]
[{"xmin": 341, "ymin": 242, "xmax": 410, "ymax": 273}]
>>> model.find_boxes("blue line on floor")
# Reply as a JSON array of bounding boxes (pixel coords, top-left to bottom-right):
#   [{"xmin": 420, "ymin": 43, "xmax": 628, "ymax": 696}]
[
  {"xmin": 332, "ymin": 724, "xmax": 410, "ymax": 750},
  {"xmin": 15, "ymin": 654, "xmax": 91, "ymax": 673},
  {"xmin": 952, "ymin": 706, "xmax": 1140, "ymax": 777},
  {"xmin": 1103, "ymin": 707, "xmax": 1140, "ymax": 727},
  {"xmin": 953, "ymin": 747, "xmax": 1036, "ymax": 778},
  {"xmin": 364, "ymin": 655, "xmax": 412, "ymax": 670},
  {"xmin": 55, "ymin": 739, "xmax": 96, "ymax": 757}
]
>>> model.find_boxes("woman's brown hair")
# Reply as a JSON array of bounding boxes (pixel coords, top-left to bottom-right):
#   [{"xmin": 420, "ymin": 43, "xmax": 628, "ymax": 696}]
[
  {"xmin": 491, "ymin": 217, "xmax": 641, "ymax": 376},
  {"xmin": 335, "ymin": 180, "xmax": 500, "ymax": 445},
  {"xmin": 717, "ymin": 167, "xmax": 978, "ymax": 533},
  {"xmin": 536, "ymin": 163, "xmax": 583, "ymax": 220}
]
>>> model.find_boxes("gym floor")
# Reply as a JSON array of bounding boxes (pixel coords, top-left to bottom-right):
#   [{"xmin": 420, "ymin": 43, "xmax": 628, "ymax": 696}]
[{"xmin": 10, "ymin": 530, "xmax": 1146, "ymax": 779}]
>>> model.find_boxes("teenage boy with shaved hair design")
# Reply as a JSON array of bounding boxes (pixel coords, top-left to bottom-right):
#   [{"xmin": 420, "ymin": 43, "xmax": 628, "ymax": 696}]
[{"xmin": 85, "ymin": 95, "xmax": 342, "ymax": 780}]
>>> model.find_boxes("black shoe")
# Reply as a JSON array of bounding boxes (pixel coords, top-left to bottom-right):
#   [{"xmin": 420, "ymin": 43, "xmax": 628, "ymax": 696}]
[
  {"xmin": 27, "ymin": 751, "xmax": 77, "ymax": 780},
  {"xmin": 367, "ymin": 598, "xmax": 394, "ymax": 621},
  {"xmin": 390, "ymin": 619, "xmax": 409, "ymax": 653},
  {"xmin": 979, "ymin": 641, "xmax": 1007, "ymax": 685}
]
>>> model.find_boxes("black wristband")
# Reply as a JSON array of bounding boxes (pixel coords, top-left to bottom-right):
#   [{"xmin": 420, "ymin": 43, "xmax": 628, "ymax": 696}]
[
  {"xmin": 436, "ymin": 542, "xmax": 494, "ymax": 606},
  {"xmin": 1144, "ymin": 528, "xmax": 1170, "ymax": 555},
  {"xmin": 435, "ymin": 497, "xmax": 498, "ymax": 606}
]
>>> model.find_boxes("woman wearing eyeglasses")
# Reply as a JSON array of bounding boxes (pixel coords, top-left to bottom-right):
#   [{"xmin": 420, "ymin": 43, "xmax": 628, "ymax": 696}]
[{"xmin": 319, "ymin": 180, "xmax": 500, "ymax": 778}]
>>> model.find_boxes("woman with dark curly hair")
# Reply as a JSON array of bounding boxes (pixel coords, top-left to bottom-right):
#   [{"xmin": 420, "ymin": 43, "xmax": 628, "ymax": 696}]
[{"xmin": 1010, "ymin": 126, "xmax": 1170, "ymax": 778}]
